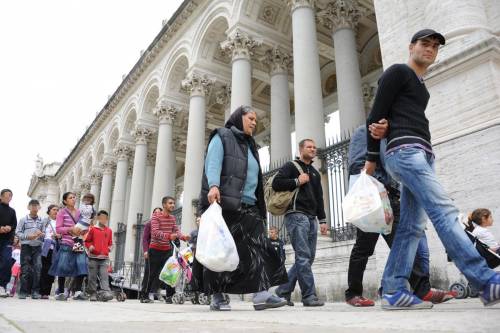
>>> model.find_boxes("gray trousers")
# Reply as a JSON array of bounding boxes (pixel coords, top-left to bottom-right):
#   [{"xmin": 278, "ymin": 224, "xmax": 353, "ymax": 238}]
[{"xmin": 87, "ymin": 258, "xmax": 110, "ymax": 295}]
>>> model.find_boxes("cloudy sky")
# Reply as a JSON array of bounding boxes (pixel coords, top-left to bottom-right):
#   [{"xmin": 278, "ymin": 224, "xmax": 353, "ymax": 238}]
[{"xmin": 0, "ymin": 0, "xmax": 184, "ymax": 214}]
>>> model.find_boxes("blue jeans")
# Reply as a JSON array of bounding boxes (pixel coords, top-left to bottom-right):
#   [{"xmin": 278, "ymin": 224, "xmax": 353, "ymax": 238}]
[
  {"xmin": 0, "ymin": 240, "xmax": 12, "ymax": 288},
  {"xmin": 20, "ymin": 245, "xmax": 42, "ymax": 295},
  {"xmin": 276, "ymin": 212, "xmax": 318, "ymax": 300},
  {"xmin": 382, "ymin": 147, "xmax": 495, "ymax": 293}
]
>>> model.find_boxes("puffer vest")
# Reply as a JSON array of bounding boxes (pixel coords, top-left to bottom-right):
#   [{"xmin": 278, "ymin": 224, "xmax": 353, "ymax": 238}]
[{"xmin": 199, "ymin": 127, "xmax": 266, "ymax": 218}]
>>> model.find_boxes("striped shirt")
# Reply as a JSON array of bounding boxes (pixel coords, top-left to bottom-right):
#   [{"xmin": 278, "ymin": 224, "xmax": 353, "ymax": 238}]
[
  {"xmin": 56, "ymin": 208, "xmax": 81, "ymax": 247},
  {"xmin": 150, "ymin": 212, "xmax": 184, "ymax": 251}
]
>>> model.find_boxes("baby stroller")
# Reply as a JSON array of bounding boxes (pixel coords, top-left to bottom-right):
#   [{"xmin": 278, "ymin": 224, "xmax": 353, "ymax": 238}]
[
  {"xmin": 95, "ymin": 269, "xmax": 127, "ymax": 302},
  {"xmin": 449, "ymin": 224, "xmax": 500, "ymax": 299}
]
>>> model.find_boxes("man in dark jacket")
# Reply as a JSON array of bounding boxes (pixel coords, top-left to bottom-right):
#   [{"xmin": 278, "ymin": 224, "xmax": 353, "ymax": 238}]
[
  {"xmin": 0, "ymin": 189, "xmax": 17, "ymax": 297},
  {"xmin": 272, "ymin": 139, "xmax": 328, "ymax": 307}
]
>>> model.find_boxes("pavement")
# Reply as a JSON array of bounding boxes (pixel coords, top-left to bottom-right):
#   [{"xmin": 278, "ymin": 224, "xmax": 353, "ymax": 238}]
[{"xmin": 0, "ymin": 297, "xmax": 499, "ymax": 333}]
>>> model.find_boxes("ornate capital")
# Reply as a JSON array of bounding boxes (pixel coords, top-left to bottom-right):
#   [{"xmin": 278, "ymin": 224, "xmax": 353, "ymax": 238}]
[
  {"xmin": 153, "ymin": 96, "xmax": 179, "ymax": 125},
  {"xmin": 264, "ymin": 48, "xmax": 292, "ymax": 75},
  {"xmin": 147, "ymin": 151, "xmax": 156, "ymax": 166},
  {"xmin": 114, "ymin": 144, "xmax": 133, "ymax": 161},
  {"xmin": 220, "ymin": 29, "xmax": 262, "ymax": 61},
  {"xmin": 101, "ymin": 158, "xmax": 116, "ymax": 175},
  {"xmin": 79, "ymin": 181, "xmax": 91, "ymax": 192},
  {"xmin": 181, "ymin": 73, "xmax": 214, "ymax": 98},
  {"xmin": 215, "ymin": 84, "xmax": 231, "ymax": 106},
  {"xmin": 288, "ymin": 0, "xmax": 316, "ymax": 13},
  {"xmin": 317, "ymin": 0, "xmax": 364, "ymax": 32},
  {"xmin": 362, "ymin": 82, "xmax": 375, "ymax": 111},
  {"xmin": 131, "ymin": 126, "xmax": 154, "ymax": 145},
  {"xmin": 89, "ymin": 170, "xmax": 102, "ymax": 185}
]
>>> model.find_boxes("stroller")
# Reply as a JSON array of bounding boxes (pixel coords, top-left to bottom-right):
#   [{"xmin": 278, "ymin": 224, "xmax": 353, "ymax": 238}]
[
  {"xmin": 449, "ymin": 223, "xmax": 500, "ymax": 299},
  {"xmin": 95, "ymin": 268, "xmax": 127, "ymax": 302}
]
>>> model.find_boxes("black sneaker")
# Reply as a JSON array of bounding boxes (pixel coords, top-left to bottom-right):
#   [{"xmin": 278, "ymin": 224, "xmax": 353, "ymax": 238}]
[
  {"xmin": 303, "ymin": 296, "xmax": 325, "ymax": 307},
  {"xmin": 140, "ymin": 297, "xmax": 153, "ymax": 303},
  {"xmin": 275, "ymin": 289, "xmax": 293, "ymax": 306},
  {"xmin": 210, "ymin": 301, "xmax": 231, "ymax": 311},
  {"xmin": 164, "ymin": 296, "xmax": 173, "ymax": 304},
  {"xmin": 253, "ymin": 295, "xmax": 287, "ymax": 311}
]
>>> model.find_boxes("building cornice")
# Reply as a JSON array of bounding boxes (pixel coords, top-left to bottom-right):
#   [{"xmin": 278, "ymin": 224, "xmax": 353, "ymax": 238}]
[{"xmin": 55, "ymin": 0, "xmax": 198, "ymax": 180}]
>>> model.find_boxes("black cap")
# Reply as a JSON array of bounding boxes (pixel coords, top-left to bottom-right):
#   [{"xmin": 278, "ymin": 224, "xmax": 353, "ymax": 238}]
[{"xmin": 411, "ymin": 29, "xmax": 445, "ymax": 45}]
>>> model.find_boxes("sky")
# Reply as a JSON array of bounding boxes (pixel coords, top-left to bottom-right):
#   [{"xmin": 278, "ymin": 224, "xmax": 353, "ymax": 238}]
[{"xmin": 0, "ymin": 0, "xmax": 184, "ymax": 214}]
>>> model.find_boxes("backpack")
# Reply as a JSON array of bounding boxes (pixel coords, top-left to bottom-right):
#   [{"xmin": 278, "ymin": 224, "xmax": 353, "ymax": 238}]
[{"xmin": 264, "ymin": 161, "xmax": 303, "ymax": 216}]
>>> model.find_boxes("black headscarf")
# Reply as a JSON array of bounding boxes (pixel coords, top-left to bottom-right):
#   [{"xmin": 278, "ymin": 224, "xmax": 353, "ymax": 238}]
[{"xmin": 224, "ymin": 105, "xmax": 260, "ymax": 156}]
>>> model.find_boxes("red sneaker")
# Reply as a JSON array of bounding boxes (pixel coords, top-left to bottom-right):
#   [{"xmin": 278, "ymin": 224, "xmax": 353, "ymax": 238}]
[
  {"xmin": 422, "ymin": 288, "xmax": 457, "ymax": 304},
  {"xmin": 346, "ymin": 296, "xmax": 375, "ymax": 307}
]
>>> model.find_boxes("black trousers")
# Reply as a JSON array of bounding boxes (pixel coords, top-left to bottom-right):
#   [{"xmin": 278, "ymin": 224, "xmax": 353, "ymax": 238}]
[
  {"xmin": 140, "ymin": 248, "xmax": 175, "ymax": 299},
  {"xmin": 345, "ymin": 187, "xmax": 431, "ymax": 300},
  {"xmin": 40, "ymin": 249, "xmax": 55, "ymax": 296}
]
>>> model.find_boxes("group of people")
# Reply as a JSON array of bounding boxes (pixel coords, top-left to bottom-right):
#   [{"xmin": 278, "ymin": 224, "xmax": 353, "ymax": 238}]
[
  {"xmin": 0, "ymin": 190, "xmax": 114, "ymax": 302},
  {"xmin": 1, "ymin": 28, "xmax": 499, "ymax": 312}
]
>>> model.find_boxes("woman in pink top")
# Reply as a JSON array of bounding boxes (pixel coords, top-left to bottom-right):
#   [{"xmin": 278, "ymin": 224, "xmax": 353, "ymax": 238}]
[{"xmin": 49, "ymin": 192, "xmax": 88, "ymax": 300}]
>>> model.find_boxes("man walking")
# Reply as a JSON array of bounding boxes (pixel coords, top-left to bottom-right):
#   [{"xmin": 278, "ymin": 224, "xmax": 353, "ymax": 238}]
[
  {"xmin": 139, "ymin": 196, "xmax": 189, "ymax": 303},
  {"xmin": 0, "ymin": 189, "xmax": 17, "ymax": 297},
  {"xmin": 365, "ymin": 29, "xmax": 500, "ymax": 309},
  {"xmin": 273, "ymin": 139, "xmax": 328, "ymax": 306}
]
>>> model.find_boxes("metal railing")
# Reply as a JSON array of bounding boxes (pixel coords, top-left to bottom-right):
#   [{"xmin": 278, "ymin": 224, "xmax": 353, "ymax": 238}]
[{"xmin": 113, "ymin": 222, "xmax": 126, "ymax": 271}]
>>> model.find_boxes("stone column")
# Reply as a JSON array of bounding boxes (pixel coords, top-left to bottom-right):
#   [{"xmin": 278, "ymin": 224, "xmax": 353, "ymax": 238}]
[
  {"xmin": 125, "ymin": 126, "xmax": 153, "ymax": 262},
  {"xmin": 109, "ymin": 144, "xmax": 132, "ymax": 231},
  {"xmin": 221, "ymin": 29, "xmax": 260, "ymax": 113},
  {"xmin": 215, "ymin": 84, "xmax": 231, "ymax": 122},
  {"xmin": 143, "ymin": 152, "xmax": 156, "ymax": 219},
  {"xmin": 151, "ymin": 97, "xmax": 178, "ymax": 212},
  {"xmin": 123, "ymin": 164, "xmax": 133, "ymax": 231},
  {"xmin": 89, "ymin": 169, "xmax": 102, "ymax": 210},
  {"xmin": 98, "ymin": 157, "xmax": 115, "ymax": 212},
  {"xmin": 288, "ymin": 0, "xmax": 326, "ymax": 149},
  {"xmin": 264, "ymin": 48, "xmax": 293, "ymax": 164},
  {"xmin": 181, "ymin": 73, "xmax": 213, "ymax": 233},
  {"xmin": 317, "ymin": 0, "xmax": 365, "ymax": 131}
]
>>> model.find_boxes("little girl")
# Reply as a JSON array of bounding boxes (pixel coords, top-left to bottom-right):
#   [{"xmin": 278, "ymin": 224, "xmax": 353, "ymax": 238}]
[
  {"xmin": 467, "ymin": 208, "xmax": 499, "ymax": 254},
  {"xmin": 7, "ymin": 236, "xmax": 21, "ymax": 296},
  {"xmin": 72, "ymin": 193, "xmax": 96, "ymax": 252}
]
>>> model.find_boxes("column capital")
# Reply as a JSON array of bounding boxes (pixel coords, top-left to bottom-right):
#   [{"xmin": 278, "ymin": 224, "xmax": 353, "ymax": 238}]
[
  {"xmin": 79, "ymin": 180, "xmax": 91, "ymax": 192},
  {"xmin": 100, "ymin": 158, "xmax": 116, "ymax": 175},
  {"xmin": 215, "ymin": 84, "xmax": 231, "ymax": 106},
  {"xmin": 153, "ymin": 96, "xmax": 180, "ymax": 125},
  {"xmin": 317, "ymin": 0, "xmax": 364, "ymax": 32},
  {"xmin": 147, "ymin": 151, "xmax": 156, "ymax": 166},
  {"xmin": 220, "ymin": 29, "xmax": 262, "ymax": 61},
  {"xmin": 89, "ymin": 169, "xmax": 103, "ymax": 185},
  {"xmin": 113, "ymin": 144, "xmax": 133, "ymax": 161},
  {"xmin": 181, "ymin": 73, "xmax": 214, "ymax": 97},
  {"xmin": 362, "ymin": 82, "xmax": 375, "ymax": 111},
  {"xmin": 131, "ymin": 126, "xmax": 154, "ymax": 145},
  {"xmin": 287, "ymin": 0, "xmax": 316, "ymax": 13},
  {"xmin": 264, "ymin": 47, "xmax": 292, "ymax": 75}
]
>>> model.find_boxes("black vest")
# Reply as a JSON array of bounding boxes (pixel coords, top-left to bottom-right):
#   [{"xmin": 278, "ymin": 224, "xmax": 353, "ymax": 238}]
[{"xmin": 199, "ymin": 127, "xmax": 266, "ymax": 218}]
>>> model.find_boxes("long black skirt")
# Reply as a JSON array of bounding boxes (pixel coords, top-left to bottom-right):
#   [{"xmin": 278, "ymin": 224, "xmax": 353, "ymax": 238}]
[{"xmin": 195, "ymin": 206, "xmax": 288, "ymax": 294}]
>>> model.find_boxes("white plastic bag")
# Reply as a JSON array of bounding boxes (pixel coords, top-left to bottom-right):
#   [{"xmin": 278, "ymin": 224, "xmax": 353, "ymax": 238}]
[
  {"xmin": 342, "ymin": 172, "xmax": 393, "ymax": 235},
  {"xmin": 196, "ymin": 202, "xmax": 239, "ymax": 272},
  {"xmin": 159, "ymin": 248, "xmax": 181, "ymax": 287}
]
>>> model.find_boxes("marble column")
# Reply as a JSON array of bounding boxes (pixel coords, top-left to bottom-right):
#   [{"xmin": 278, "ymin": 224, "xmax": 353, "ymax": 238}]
[
  {"xmin": 317, "ymin": 0, "xmax": 365, "ymax": 131},
  {"xmin": 181, "ymin": 73, "xmax": 213, "ymax": 233},
  {"xmin": 143, "ymin": 152, "xmax": 156, "ymax": 219},
  {"xmin": 123, "ymin": 164, "xmax": 133, "ymax": 232},
  {"xmin": 151, "ymin": 97, "xmax": 178, "ymax": 212},
  {"xmin": 89, "ymin": 169, "xmax": 102, "ymax": 210},
  {"xmin": 109, "ymin": 144, "xmax": 132, "ymax": 231},
  {"xmin": 125, "ymin": 126, "xmax": 153, "ymax": 262},
  {"xmin": 288, "ymin": 0, "xmax": 326, "ymax": 149},
  {"xmin": 98, "ymin": 157, "xmax": 115, "ymax": 212},
  {"xmin": 264, "ymin": 47, "xmax": 293, "ymax": 164},
  {"xmin": 221, "ymin": 29, "xmax": 260, "ymax": 113}
]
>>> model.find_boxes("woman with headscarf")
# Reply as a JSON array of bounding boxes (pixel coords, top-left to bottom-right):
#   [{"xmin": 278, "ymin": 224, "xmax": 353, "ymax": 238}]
[{"xmin": 198, "ymin": 105, "xmax": 288, "ymax": 311}]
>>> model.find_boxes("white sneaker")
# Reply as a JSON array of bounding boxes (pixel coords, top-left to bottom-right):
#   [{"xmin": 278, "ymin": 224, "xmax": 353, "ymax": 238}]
[{"xmin": 0, "ymin": 286, "xmax": 8, "ymax": 298}]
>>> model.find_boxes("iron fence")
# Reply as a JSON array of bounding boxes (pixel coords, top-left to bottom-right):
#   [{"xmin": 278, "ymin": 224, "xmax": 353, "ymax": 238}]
[{"xmin": 113, "ymin": 222, "xmax": 126, "ymax": 271}]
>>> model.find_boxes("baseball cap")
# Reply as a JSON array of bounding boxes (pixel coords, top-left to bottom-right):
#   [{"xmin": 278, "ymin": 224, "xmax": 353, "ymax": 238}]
[{"xmin": 411, "ymin": 29, "xmax": 445, "ymax": 45}]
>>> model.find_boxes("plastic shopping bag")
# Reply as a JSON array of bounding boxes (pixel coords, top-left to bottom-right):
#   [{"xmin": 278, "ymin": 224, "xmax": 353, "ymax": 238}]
[
  {"xmin": 159, "ymin": 250, "xmax": 181, "ymax": 287},
  {"xmin": 196, "ymin": 202, "xmax": 239, "ymax": 272},
  {"xmin": 342, "ymin": 172, "xmax": 393, "ymax": 235}
]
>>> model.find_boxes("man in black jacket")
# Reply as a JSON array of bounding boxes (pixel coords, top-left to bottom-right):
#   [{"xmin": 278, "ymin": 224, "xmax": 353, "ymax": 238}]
[
  {"xmin": 272, "ymin": 139, "xmax": 328, "ymax": 306},
  {"xmin": 0, "ymin": 189, "xmax": 17, "ymax": 297}
]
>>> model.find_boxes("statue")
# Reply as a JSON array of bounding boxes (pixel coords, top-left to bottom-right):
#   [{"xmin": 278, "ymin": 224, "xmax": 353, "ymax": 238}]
[{"xmin": 35, "ymin": 154, "xmax": 44, "ymax": 177}]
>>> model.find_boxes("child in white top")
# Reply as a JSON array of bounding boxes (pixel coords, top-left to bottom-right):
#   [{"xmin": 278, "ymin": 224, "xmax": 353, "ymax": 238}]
[
  {"xmin": 467, "ymin": 208, "xmax": 499, "ymax": 254},
  {"xmin": 72, "ymin": 193, "xmax": 96, "ymax": 252}
]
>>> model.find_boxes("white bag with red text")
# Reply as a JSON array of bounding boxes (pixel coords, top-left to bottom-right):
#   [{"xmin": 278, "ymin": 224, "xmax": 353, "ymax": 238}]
[
  {"xmin": 342, "ymin": 171, "xmax": 393, "ymax": 235},
  {"xmin": 196, "ymin": 202, "xmax": 239, "ymax": 272}
]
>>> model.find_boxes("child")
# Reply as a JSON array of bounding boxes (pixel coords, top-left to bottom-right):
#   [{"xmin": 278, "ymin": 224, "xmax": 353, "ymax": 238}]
[
  {"xmin": 84, "ymin": 210, "xmax": 113, "ymax": 301},
  {"xmin": 269, "ymin": 226, "xmax": 286, "ymax": 264},
  {"xmin": 15, "ymin": 199, "xmax": 45, "ymax": 299},
  {"xmin": 467, "ymin": 208, "xmax": 499, "ymax": 254},
  {"xmin": 73, "ymin": 193, "xmax": 96, "ymax": 252},
  {"xmin": 7, "ymin": 236, "xmax": 21, "ymax": 296}
]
